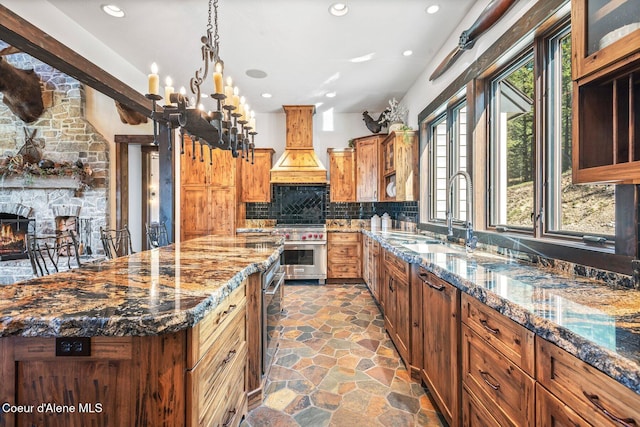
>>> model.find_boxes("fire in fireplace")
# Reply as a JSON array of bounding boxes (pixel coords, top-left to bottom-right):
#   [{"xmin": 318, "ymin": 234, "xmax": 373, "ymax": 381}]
[{"xmin": 0, "ymin": 214, "xmax": 35, "ymax": 260}]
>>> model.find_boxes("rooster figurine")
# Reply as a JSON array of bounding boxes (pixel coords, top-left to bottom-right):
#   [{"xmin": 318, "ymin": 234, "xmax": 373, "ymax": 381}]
[{"xmin": 362, "ymin": 109, "xmax": 389, "ymax": 134}]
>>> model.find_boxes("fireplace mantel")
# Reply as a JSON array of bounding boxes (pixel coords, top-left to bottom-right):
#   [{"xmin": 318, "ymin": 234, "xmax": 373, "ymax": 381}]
[{"xmin": 0, "ymin": 175, "xmax": 84, "ymax": 190}]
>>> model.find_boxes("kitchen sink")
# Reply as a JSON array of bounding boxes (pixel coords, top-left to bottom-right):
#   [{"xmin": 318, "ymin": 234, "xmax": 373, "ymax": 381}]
[{"xmin": 401, "ymin": 242, "xmax": 460, "ymax": 254}]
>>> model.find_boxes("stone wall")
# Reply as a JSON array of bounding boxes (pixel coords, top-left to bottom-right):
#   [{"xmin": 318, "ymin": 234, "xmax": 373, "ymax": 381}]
[{"xmin": 0, "ymin": 41, "xmax": 110, "ymax": 284}]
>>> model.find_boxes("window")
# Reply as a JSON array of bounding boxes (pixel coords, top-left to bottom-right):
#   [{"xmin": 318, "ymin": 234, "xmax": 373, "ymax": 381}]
[
  {"xmin": 545, "ymin": 29, "xmax": 615, "ymax": 237},
  {"xmin": 421, "ymin": 94, "xmax": 467, "ymax": 224},
  {"xmin": 489, "ymin": 53, "xmax": 535, "ymax": 230},
  {"xmin": 487, "ymin": 24, "xmax": 615, "ymax": 240}
]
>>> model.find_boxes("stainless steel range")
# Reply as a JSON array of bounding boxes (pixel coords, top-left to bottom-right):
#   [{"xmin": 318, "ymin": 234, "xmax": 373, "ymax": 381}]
[{"xmin": 276, "ymin": 224, "xmax": 327, "ymax": 284}]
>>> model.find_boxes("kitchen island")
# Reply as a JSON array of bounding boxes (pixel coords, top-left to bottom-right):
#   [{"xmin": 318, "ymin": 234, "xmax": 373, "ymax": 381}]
[{"xmin": 0, "ymin": 233, "xmax": 283, "ymax": 427}]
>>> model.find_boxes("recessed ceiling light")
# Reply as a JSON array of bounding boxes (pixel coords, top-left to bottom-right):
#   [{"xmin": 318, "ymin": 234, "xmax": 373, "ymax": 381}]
[
  {"xmin": 349, "ymin": 53, "xmax": 375, "ymax": 63},
  {"xmin": 326, "ymin": 92, "xmax": 336, "ymax": 98},
  {"xmin": 329, "ymin": 3, "xmax": 349, "ymax": 17},
  {"xmin": 261, "ymin": 93, "xmax": 272, "ymax": 98},
  {"xmin": 403, "ymin": 50, "xmax": 413, "ymax": 57},
  {"xmin": 246, "ymin": 69, "xmax": 268, "ymax": 79},
  {"xmin": 425, "ymin": 4, "xmax": 440, "ymax": 14},
  {"xmin": 101, "ymin": 4, "xmax": 125, "ymax": 18}
]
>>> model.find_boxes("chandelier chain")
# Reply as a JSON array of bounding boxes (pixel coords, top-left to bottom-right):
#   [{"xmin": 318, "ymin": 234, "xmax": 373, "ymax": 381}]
[
  {"xmin": 213, "ymin": 0, "xmax": 220, "ymax": 46},
  {"xmin": 207, "ymin": 0, "xmax": 213, "ymax": 30}
]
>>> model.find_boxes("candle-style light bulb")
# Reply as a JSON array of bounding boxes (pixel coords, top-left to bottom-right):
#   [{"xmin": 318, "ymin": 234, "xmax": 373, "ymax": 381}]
[
  {"xmin": 249, "ymin": 110, "xmax": 256, "ymax": 132},
  {"xmin": 232, "ymin": 86, "xmax": 240, "ymax": 109},
  {"xmin": 224, "ymin": 76, "xmax": 233, "ymax": 99},
  {"xmin": 164, "ymin": 76, "xmax": 174, "ymax": 106},
  {"xmin": 148, "ymin": 62, "xmax": 159, "ymax": 95},
  {"xmin": 213, "ymin": 62, "xmax": 224, "ymax": 94}
]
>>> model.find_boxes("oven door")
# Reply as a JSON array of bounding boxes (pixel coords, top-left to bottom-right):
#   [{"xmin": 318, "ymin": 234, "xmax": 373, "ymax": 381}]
[
  {"xmin": 281, "ymin": 242, "xmax": 327, "ymax": 281},
  {"xmin": 262, "ymin": 268, "xmax": 284, "ymax": 375}
]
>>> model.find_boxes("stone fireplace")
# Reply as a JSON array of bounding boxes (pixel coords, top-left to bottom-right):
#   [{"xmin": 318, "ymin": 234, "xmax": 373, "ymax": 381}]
[
  {"xmin": 0, "ymin": 203, "xmax": 34, "ymax": 260},
  {"xmin": 0, "ymin": 41, "xmax": 110, "ymax": 284}
]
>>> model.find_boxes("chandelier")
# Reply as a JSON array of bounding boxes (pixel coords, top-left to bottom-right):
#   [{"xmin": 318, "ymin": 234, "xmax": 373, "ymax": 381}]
[{"xmin": 145, "ymin": 0, "xmax": 256, "ymax": 164}]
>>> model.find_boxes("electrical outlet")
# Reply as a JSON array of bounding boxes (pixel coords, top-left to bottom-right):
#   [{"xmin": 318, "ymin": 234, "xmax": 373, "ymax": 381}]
[{"xmin": 55, "ymin": 337, "xmax": 91, "ymax": 357}]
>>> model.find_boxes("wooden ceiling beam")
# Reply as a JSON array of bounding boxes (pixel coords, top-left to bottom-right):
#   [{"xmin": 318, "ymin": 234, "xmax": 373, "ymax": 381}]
[{"xmin": 0, "ymin": 4, "xmax": 158, "ymax": 118}]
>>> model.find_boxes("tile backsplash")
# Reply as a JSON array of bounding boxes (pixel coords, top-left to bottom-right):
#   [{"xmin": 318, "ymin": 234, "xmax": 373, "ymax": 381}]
[{"xmin": 245, "ymin": 184, "xmax": 418, "ymax": 225}]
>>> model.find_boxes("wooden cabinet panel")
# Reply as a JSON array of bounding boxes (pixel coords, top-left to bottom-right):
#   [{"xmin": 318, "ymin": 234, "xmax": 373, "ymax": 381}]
[
  {"xmin": 536, "ymin": 383, "xmax": 590, "ymax": 427},
  {"xmin": 363, "ymin": 236, "xmax": 382, "ymax": 304},
  {"xmin": 462, "ymin": 325, "xmax": 535, "ymax": 427},
  {"xmin": 571, "ymin": 0, "xmax": 640, "ymax": 80},
  {"xmin": 209, "ymin": 187, "xmax": 236, "ymax": 236},
  {"xmin": 382, "ymin": 251, "xmax": 411, "ymax": 368},
  {"xmin": 328, "ymin": 148, "xmax": 356, "ymax": 202},
  {"xmin": 327, "ymin": 232, "xmax": 361, "ymax": 279},
  {"xmin": 537, "ymin": 338, "xmax": 640, "ymax": 427},
  {"xmin": 420, "ymin": 269, "xmax": 460, "ymax": 427},
  {"xmin": 409, "ymin": 264, "xmax": 423, "ymax": 379},
  {"xmin": 462, "ymin": 293, "xmax": 535, "ymax": 376},
  {"xmin": 181, "ymin": 135, "xmax": 239, "ymax": 239},
  {"xmin": 354, "ymin": 135, "xmax": 382, "ymax": 202},
  {"xmin": 2, "ymin": 333, "xmax": 186, "ymax": 427},
  {"xmin": 240, "ymin": 148, "xmax": 273, "ymax": 202},
  {"xmin": 380, "ymin": 131, "xmax": 418, "ymax": 202}
]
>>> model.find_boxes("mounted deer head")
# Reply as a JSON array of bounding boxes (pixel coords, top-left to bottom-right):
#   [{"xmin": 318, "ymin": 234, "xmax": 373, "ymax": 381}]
[
  {"xmin": 115, "ymin": 100, "xmax": 148, "ymax": 125},
  {"xmin": 0, "ymin": 56, "xmax": 45, "ymax": 123}
]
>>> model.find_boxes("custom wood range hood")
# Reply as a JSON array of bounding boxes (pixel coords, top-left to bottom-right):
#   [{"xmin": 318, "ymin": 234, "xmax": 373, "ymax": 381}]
[{"xmin": 270, "ymin": 105, "xmax": 328, "ymax": 184}]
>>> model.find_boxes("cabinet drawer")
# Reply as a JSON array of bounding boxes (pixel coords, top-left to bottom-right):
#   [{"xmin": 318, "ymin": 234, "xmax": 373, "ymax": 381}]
[
  {"xmin": 186, "ymin": 303, "xmax": 246, "ymax": 426},
  {"xmin": 209, "ymin": 347, "xmax": 247, "ymax": 427},
  {"xmin": 462, "ymin": 387, "xmax": 501, "ymax": 427},
  {"xmin": 536, "ymin": 338, "xmax": 640, "ymax": 427},
  {"xmin": 187, "ymin": 284, "xmax": 246, "ymax": 368},
  {"xmin": 328, "ymin": 243, "xmax": 360, "ymax": 258},
  {"xmin": 328, "ymin": 262, "xmax": 360, "ymax": 278},
  {"xmin": 536, "ymin": 383, "xmax": 590, "ymax": 427},
  {"xmin": 383, "ymin": 250, "xmax": 409, "ymax": 283},
  {"xmin": 462, "ymin": 293, "xmax": 535, "ymax": 376},
  {"xmin": 462, "ymin": 325, "xmax": 535, "ymax": 427},
  {"xmin": 328, "ymin": 232, "xmax": 360, "ymax": 243}
]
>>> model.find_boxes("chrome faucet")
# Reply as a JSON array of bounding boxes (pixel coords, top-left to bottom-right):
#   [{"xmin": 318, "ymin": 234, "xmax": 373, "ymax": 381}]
[{"xmin": 446, "ymin": 170, "xmax": 477, "ymax": 250}]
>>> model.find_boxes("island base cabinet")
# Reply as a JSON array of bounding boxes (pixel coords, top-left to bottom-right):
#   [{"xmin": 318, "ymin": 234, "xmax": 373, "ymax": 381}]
[
  {"xmin": 0, "ymin": 333, "xmax": 186, "ymax": 427},
  {"xmin": 462, "ymin": 387, "xmax": 501, "ymax": 427}
]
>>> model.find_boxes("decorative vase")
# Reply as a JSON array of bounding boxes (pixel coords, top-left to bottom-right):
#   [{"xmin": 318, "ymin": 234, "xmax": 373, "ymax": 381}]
[{"xmin": 389, "ymin": 122, "xmax": 404, "ymax": 132}]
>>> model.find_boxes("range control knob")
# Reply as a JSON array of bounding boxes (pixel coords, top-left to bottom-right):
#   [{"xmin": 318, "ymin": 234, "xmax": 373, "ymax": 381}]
[
  {"xmin": 319, "ymin": 233, "xmax": 323, "ymax": 239},
  {"xmin": 285, "ymin": 233, "xmax": 290, "ymax": 239},
  {"xmin": 302, "ymin": 235, "xmax": 307, "ymax": 240},
  {"xmin": 308, "ymin": 233, "xmax": 313, "ymax": 239},
  {"xmin": 313, "ymin": 234, "xmax": 318, "ymax": 238}
]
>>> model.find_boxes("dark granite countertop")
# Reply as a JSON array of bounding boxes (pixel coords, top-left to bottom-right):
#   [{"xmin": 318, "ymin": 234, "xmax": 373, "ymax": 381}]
[
  {"xmin": 0, "ymin": 234, "xmax": 283, "ymax": 338},
  {"xmin": 365, "ymin": 230, "xmax": 640, "ymax": 395}
]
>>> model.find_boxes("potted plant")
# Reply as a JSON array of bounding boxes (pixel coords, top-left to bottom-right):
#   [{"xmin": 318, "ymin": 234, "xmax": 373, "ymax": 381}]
[
  {"xmin": 397, "ymin": 124, "xmax": 416, "ymax": 145},
  {"xmin": 379, "ymin": 98, "xmax": 407, "ymax": 132}
]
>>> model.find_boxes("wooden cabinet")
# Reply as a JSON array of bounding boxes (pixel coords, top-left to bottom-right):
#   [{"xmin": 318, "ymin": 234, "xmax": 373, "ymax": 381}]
[
  {"xmin": 536, "ymin": 338, "xmax": 640, "ymax": 427},
  {"xmin": 186, "ymin": 283, "xmax": 247, "ymax": 427},
  {"xmin": 240, "ymin": 148, "xmax": 274, "ymax": 202},
  {"xmin": 181, "ymin": 136, "xmax": 239, "ymax": 240},
  {"xmin": 461, "ymin": 294, "xmax": 536, "ymax": 427},
  {"xmin": 0, "ymin": 280, "xmax": 251, "ymax": 427},
  {"xmin": 383, "ymin": 250, "xmax": 411, "ymax": 366},
  {"xmin": 571, "ymin": 0, "xmax": 640, "ymax": 184},
  {"xmin": 418, "ymin": 267, "xmax": 460, "ymax": 427},
  {"xmin": 380, "ymin": 131, "xmax": 418, "ymax": 202},
  {"xmin": 571, "ymin": 0, "xmax": 640, "ymax": 80},
  {"xmin": 327, "ymin": 148, "xmax": 356, "ymax": 202},
  {"xmin": 535, "ymin": 383, "xmax": 590, "ymax": 427},
  {"xmin": 362, "ymin": 236, "xmax": 381, "ymax": 303},
  {"xmin": 327, "ymin": 232, "xmax": 361, "ymax": 279},
  {"xmin": 354, "ymin": 135, "xmax": 383, "ymax": 202}
]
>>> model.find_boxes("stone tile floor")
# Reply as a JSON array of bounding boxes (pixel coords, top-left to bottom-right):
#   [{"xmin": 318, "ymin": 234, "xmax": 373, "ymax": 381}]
[{"xmin": 241, "ymin": 283, "xmax": 445, "ymax": 427}]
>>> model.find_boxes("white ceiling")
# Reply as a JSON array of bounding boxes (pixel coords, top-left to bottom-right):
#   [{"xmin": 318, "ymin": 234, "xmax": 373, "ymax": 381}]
[{"xmin": 39, "ymin": 0, "xmax": 476, "ymax": 114}]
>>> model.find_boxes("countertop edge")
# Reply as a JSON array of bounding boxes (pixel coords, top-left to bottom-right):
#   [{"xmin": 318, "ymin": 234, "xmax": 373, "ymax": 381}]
[{"xmin": 363, "ymin": 229, "xmax": 640, "ymax": 395}]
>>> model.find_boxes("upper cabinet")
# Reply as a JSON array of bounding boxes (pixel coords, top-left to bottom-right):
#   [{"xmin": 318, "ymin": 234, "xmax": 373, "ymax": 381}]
[
  {"xmin": 354, "ymin": 135, "xmax": 383, "ymax": 202},
  {"xmin": 240, "ymin": 148, "xmax": 274, "ymax": 203},
  {"xmin": 380, "ymin": 131, "xmax": 419, "ymax": 202},
  {"xmin": 327, "ymin": 148, "xmax": 356, "ymax": 202},
  {"xmin": 571, "ymin": 0, "xmax": 640, "ymax": 80},
  {"xmin": 572, "ymin": 0, "xmax": 640, "ymax": 184}
]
